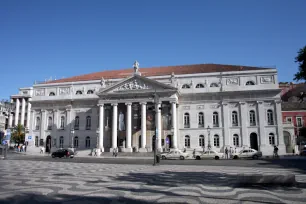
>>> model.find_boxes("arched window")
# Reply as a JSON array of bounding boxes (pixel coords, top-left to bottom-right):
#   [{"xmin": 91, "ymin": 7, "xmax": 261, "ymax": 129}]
[
  {"xmin": 59, "ymin": 136, "xmax": 64, "ymax": 148},
  {"xmin": 210, "ymin": 83, "xmax": 219, "ymax": 87},
  {"xmin": 267, "ymin": 110, "xmax": 274, "ymax": 125},
  {"xmin": 199, "ymin": 135, "xmax": 205, "ymax": 147},
  {"xmin": 35, "ymin": 136, "xmax": 39, "ymax": 147},
  {"xmin": 87, "ymin": 90, "xmax": 94, "ymax": 94},
  {"xmin": 269, "ymin": 133, "xmax": 275, "ymax": 145},
  {"xmin": 196, "ymin": 83, "xmax": 205, "ymax": 88},
  {"xmin": 249, "ymin": 110, "xmax": 256, "ymax": 126},
  {"xmin": 86, "ymin": 116, "xmax": 91, "ymax": 130},
  {"xmin": 74, "ymin": 116, "xmax": 79, "ymax": 130},
  {"xmin": 60, "ymin": 116, "xmax": 65, "ymax": 129},
  {"xmin": 213, "ymin": 112, "xmax": 219, "ymax": 127},
  {"xmin": 233, "ymin": 134, "xmax": 239, "ymax": 146},
  {"xmin": 47, "ymin": 117, "xmax": 52, "ymax": 130},
  {"xmin": 35, "ymin": 117, "xmax": 40, "ymax": 130},
  {"xmin": 185, "ymin": 135, "xmax": 190, "ymax": 147},
  {"xmin": 184, "ymin": 113, "xmax": 190, "ymax": 128},
  {"xmin": 85, "ymin": 136, "xmax": 90, "ymax": 148},
  {"xmin": 232, "ymin": 111, "xmax": 238, "ymax": 126},
  {"xmin": 214, "ymin": 135, "xmax": 220, "ymax": 147},
  {"xmin": 49, "ymin": 92, "xmax": 55, "ymax": 96},
  {"xmin": 74, "ymin": 136, "xmax": 79, "ymax": 148},
  {"xmin": 182, "ymin": 84, "xmax": 191, "ymax": 89},
  {"xmin": 76, "ymin": 90, "xmax": 82, "ymax": 95},
  {"xmin": 246, "ymin": 81, "xmax": 255, "ymax": 85},
  {"xmin": 198, "ymin": 112, "xmax": 204, "ymax": 127}
]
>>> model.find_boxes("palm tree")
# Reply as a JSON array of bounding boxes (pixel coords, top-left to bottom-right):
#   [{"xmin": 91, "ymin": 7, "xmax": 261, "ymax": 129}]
[{"xmin": 11, "ymin": 124, "xmax": 25, "ymax": 144}]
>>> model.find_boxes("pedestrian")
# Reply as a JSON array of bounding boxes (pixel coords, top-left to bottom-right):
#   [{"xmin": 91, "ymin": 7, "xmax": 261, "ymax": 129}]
[
  {"xmin": 193, "ymin": 149, "xmax": 196, "ymax": 158},
  {"xmin": 183, "ymin": 147, "xmax": 186, "ymax": 153},
  {"xmin": 93, "ymin": 148, "xmax": 97, "ymax": 156},
  {"xmin": 40, "ymin": 147, "xmax": 43, "ymax": 154},
  {"xmin": 273, "ymin": 146, "xmax": 279, "ymax": 158},
  {"xmin": 225, "ymin": 147, "xmax": 229, "ymax": 159},
  {"xmin": 229, "ymin": 147, "xmax": 233, "ymax": 159},
  {"xmin": 24, "ymin": 142, "xmax": 27, "ymax": 152},
  {"xmin": 115, "ymin": 148, "xmax": 118, "ymax": 157},
  {"xmin": 113, "ymin": 148, "xmax": 116, "ymax": 157}
]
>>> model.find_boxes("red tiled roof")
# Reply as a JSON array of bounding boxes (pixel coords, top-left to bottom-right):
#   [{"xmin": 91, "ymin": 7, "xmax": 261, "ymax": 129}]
[{"xmin": 45, "ymin": 63, "xmax": 274, "ymax": 84}]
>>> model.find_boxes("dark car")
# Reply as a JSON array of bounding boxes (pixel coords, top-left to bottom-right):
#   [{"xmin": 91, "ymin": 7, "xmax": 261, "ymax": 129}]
[
  {"xmin": 51, "ymin": 149, "xmax": 74, "ymax": 158},
  {"xmin": 300, "ymin": 148, "xmax": 306, "ymax": 156}
]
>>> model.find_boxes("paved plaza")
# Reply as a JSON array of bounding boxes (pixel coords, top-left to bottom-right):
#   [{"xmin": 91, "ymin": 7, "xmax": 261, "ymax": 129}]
[{"xmin": 0, "ymin": 160, "xmax": 306, "ymax": 204}]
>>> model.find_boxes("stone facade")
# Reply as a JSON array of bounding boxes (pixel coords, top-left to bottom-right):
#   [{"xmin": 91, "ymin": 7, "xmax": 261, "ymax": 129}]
[{"xmin": 10, "ymin": 63, "xmax": 288, "ymax": 155}]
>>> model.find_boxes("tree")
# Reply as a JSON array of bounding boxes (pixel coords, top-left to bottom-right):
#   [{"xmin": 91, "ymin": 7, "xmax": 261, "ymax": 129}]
[
  {"xmin": 11, "ymin": 124, "xmax": 25, "ymax": 144},
  {"xmin": 294, "ymin": 45, "xmax": 306, "ymax": 81}
]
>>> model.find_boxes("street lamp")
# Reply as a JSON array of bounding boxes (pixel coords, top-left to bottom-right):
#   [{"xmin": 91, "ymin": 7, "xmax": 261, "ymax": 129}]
[
  {"xmin": 70, "ymin": 128, "xmax": 75, "ymax": 149},
  {"xmin": 207, "ymin": 125, "xmax": 211, "ymax": 150}
]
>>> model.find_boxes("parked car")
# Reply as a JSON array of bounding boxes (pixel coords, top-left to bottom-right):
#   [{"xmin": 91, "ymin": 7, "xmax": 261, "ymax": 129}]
[
  {"xmin": 51, "ymin": 149, "xmax": 74, "ymax": 158},
  {"xmin": 300, "ymin": 148, "xmax": 306, "ymax": 156},
  {"xmin": 195, "ymin": 150, "xmax": 223, "ymax": 160},
  {"xmin": 232, "ymin": 149, "xmax": 262, "ymax": 159},
  {"xmin": 160, "ymin": 150, "xmax": 189, "ymax": 160}
]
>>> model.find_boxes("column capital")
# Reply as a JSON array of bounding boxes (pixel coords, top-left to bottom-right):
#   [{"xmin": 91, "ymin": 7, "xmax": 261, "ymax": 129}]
[
  {"xmin": 221, "ymin": 102, "xmax": 228, "ymax": 106},
  {"xmin": 111, "ymin": 103, "xmax": 118, "ymax": 106},
  {"xmin": 170, "ymin": 101, "xmax": 177, "ymax": 104},
  {"xmin": 256, "ymin": 101, "xmax": 264, "ymax": 104},
  {"xmin": 53, "ymin": 109, "xmax": 58, "ymax": 112},
  {"xmin": 98, "ymin": 104, "xmax": 105, "ymax": 107},
  {"xmin": 239, "ymin": 101, "xmax": 246, "ymax": 105},
  {"xmin": 28, "ymin": 98, "xmax": 32, "ymax": 102},
  {"xmin": 125, "ymin": 102, "xmax": 132, "ymax": 106},
  {"xmin": 274, "ymin": 100, "xmax": 282, "ymax": 104},
  {"xmin": 139, "ymin": 102, "xmax": 147, "ymax": 105}
]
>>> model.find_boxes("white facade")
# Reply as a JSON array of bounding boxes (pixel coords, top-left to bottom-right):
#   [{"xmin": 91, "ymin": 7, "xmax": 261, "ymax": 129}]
[{"xmin": 11, "ymin": 64, "xmax": 286, "ymax": 155}]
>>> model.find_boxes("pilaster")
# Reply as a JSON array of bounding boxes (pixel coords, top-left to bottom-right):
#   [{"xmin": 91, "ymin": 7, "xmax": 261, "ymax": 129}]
[
  {"xmin": 139, "ymin": 102, "xmax": 147, "ymax": 152},
  {"xmin": 222, "ymin": 102, "xmax": 230, "ymax": 148},
  {"xmin": 239, "ymin": 102, "xmax": 248, "ymax": 147}
]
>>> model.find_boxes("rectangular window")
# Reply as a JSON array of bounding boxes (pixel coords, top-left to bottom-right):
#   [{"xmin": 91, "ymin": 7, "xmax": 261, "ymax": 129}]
[
  {"xmin": 250, "ymin": 111, "xmax": 256, "ymax": 126},
  {"xmin": 297, "ymin": 117, "xmax": 303, "ymax": 127},
  {"xmin": 286, "ymin": 117, "xmax": 292, "ymax": 123},
  {"xmin": 213, "ymin": 113, "xmax": 219, "ymax": 127},
  {"xmin": 269, "ymin": 136, "xmax": 275, "ymax": 145}
]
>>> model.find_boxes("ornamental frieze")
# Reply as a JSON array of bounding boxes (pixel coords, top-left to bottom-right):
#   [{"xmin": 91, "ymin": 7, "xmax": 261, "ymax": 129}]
[{"xmin": 116, "ymin": 79, "xmax": 151, "ymax": 91}]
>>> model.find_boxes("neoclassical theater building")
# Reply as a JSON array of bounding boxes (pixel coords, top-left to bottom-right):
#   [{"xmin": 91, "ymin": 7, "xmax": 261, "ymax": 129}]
[{"xmin": 10, "ymin": 62, "xmax": 288, "ymax": 155}]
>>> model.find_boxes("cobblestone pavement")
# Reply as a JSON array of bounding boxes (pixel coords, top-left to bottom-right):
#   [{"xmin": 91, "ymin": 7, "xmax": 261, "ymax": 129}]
[{"xmin": 0, "ymin": 160, "xmax": 306, "ymax": 204}]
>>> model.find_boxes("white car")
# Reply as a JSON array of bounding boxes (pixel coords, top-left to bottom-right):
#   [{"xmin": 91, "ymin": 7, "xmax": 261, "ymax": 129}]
[
  {"xmin": 160, "ymin": 150, "xmax": 189, "ymax": 160},
  {"xmin": 195, "ymin": 150, "xmax": 223, "ymax": 160},
  {"xmin": 232, "ymin": 149, "xmax": 262, "ymax": 159}
]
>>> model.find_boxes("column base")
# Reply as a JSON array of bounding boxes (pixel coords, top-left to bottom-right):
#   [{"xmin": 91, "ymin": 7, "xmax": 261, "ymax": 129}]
[
  {"xmin": 97, "ymin": 148, "xmax": 104, "ymax": 156},
  {"xmin": 110, "ymin": 147, "xmax": 117, "ymax": 153},
  {"xmin": 139, "ymin": 148, "xmax": 147, "ymax": 152},
  {"xmin": 121, "ymin": 147, "xmax": 133, "ymax": 152}
]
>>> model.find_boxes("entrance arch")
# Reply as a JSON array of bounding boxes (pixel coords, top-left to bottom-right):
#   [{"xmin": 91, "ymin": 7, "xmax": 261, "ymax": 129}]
[
  {"xmin": 283, "ymin": 131, "xmax": 291, "ymax": 153},
  {"xmin": 46, "ymin": 135, "xmax": 52, "ymax": 153},
  {"xmin": 250, "ymin": 133, "xmax": 258, "ymax": 150}
]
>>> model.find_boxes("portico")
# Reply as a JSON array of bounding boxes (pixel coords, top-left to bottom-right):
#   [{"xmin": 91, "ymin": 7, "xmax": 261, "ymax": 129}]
[{"xmin": 96, "ymin": 74, "xmax": 178, "ymax": 153}]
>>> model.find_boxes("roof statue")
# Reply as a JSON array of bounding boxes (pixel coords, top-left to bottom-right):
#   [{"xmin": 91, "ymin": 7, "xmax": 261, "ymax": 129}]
[
  {"xmin": 133, "ymin": 60, "xmax": 141, "ymax": 75},
  {"xmin": 100, "ymin": 77, "xmax": 106, "ymax": 88}
]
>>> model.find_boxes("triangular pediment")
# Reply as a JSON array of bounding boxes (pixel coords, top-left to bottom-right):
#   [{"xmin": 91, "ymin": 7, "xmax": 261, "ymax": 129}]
[{"xmin": 97, "ymin": 74, "xmax": 177, "ymax": 96}]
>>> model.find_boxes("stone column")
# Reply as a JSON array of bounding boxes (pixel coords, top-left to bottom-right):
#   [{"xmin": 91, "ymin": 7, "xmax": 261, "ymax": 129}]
[
  {"xmin": 111, "ymin": 103, "xmax": 118, "ymax": 151},
  {"xmin": 258, "ymin": 101, "xmax": 266, "ymax": 147},
  {"xmin": 26, "ymin": 98, "xmax": 31, "ymax": 128},
  {"xmin": 20, "ymin": 98, "xmax": 26, "ymax": 126},
  {"xmin": 156, "ymin": 102, "xmax": 162, "ymax": 151},
  {"xmin": 125, "ymin": 103, "xmax": 132, "ymax": 152},
  {"xmin": 66, "ymin": 109, "xmax": 72, "ymax": 147},
  {"xmin": 8, "ymin": 113, "xmax": 13, "ymax": 128},
  {"xmin": 239, "ymin": 102, "xmax": 248, "ymax": 147},
  {"xmin": 99, "ymin": 104, "xmax": 104, "ymax": 154},
  {"xmin": 139, "ymin": 102, "xmax": 147, "ymax": 152},
  {"xmin": 222, "ymin": 102, "xmax": 230, "ymax": 148},
  {"xmin": 171, "ymin": 102, "xmax": 178, "ymax": 149},
  {"xmin": 275, "ymin": 100, "xmax": 286, "ymax": 154},
  {"xmin": 14, "ymin": 98, "xmax": 20, "ymax": 126},
  {"xmin": 40, "ymin": 110, "xmax": 47, "ymax": 143},
  {"xmin": 30, "ymin": 110, "xmax": 35, "ymax": 131}
]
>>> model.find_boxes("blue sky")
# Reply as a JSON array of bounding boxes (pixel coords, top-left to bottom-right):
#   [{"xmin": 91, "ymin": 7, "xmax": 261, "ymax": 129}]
[{"xmin": 0, "ymin": 0, "xmax": 305, "ymax": 99}]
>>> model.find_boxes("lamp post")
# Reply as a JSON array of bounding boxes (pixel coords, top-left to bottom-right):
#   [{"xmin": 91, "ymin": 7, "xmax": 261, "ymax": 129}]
[
  {"xmin": 207, "ymin": 126, "xmax": 211, "ymax": 150},
  {"xmin": 70, "ymin": 128, "xmax": 75, "ymax": 149},
  {"xmin": 153, "ymin": 91, "xmax": 160, "ymax": 166}
]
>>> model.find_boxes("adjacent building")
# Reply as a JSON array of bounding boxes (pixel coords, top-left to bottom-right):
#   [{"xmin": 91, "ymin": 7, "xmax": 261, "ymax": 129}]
[{"xmin": 10, "ymin": 62, "xmax": 290, "ymax": 155}]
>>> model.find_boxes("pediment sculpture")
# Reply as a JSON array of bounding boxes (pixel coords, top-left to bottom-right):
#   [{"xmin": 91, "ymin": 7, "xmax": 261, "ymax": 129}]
[{"xmin": 116, "ymin": 79, "xmax": 150, "ymax": 91}]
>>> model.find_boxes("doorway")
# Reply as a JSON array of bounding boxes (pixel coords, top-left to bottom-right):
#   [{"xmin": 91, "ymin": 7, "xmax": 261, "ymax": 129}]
[
  {"xmin": 166, "ymin": 135, "xmax": 172, "ymax": 149},
  {"xmin": 46, "ymin": 135, "xmax": 52, "ymax": 153},
  {"xmin": 250, "ymin": 133, "xmax": 258, "ymax": 150},
  {"xmin": 283, "ymin": 131, "xmax": 291, "ymax": 153}
]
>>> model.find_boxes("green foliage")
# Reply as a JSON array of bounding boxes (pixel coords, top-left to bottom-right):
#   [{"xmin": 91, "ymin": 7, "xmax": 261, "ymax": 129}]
[
  {"xmin": 294, "ymin": 46, "xmax": 306, "ymax": 81},
  {"xmin": 10, "ymin": 124, "xmax": 25, "ymax": 144}
]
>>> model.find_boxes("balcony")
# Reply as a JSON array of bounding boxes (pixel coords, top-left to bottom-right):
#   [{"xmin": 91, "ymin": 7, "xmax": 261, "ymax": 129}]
[{"xmin": 283, "ymin": 121, "xmax": 294, "ymax": 128}]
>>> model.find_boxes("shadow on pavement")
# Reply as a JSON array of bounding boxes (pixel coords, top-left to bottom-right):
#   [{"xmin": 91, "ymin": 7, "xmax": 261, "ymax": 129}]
[
  {"xmin": 257, "ymin": 158, "xmax": 306, "ymax": 173},
  {"xmin": 0, "ymin": 193, "xmax": 151, "ymax": 204}
]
